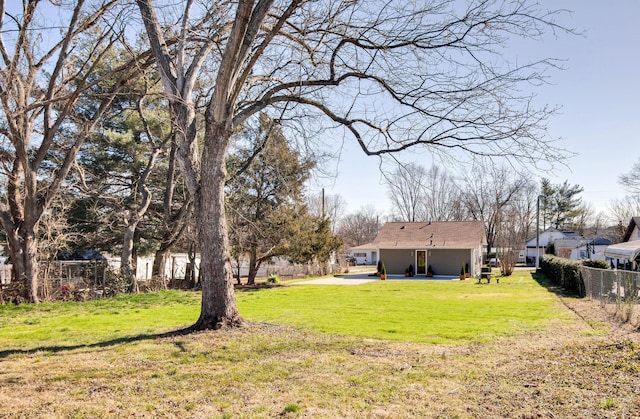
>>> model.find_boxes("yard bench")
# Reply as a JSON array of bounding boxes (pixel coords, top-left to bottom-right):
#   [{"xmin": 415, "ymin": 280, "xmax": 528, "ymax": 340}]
[{"xmin": 478, "ymin": 267, "xmax": 494, "ymax": 284}]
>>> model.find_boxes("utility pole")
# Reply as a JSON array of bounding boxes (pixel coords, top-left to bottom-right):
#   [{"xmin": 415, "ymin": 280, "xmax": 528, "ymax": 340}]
[{"xmin": 536, "ymin": 195, "xmax": 541, "ymax": 270}]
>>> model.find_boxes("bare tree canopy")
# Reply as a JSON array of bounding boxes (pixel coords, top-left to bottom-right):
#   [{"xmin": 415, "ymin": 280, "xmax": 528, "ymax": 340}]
[
  {"xmin": 0, "ymin": 0, "xmax": 143, "ymax": 302},
  {"xmin": 338, "ymin": 205, "xmax": 382, "ymax": 249},
  {"xmin": 135, "ymin": 0, "xmax": 573, "ymax": 329},
  {"xmin": 386, "ymin": 163, "xmax": 427, "ymax": 222},
  {"xmin": 385, "ymin": 163, "xmax": 465, "ymax": 222},
  {"xmin": 619, "ymin": 157, "xmax": 640, "ymax": 196},
  {"xmin": 222, "ymin": 0, "xmax": 569, "ymax": 163},
  {"xmin": 461, "ymin": 162, "xmax": 529, "ymax": 256}
]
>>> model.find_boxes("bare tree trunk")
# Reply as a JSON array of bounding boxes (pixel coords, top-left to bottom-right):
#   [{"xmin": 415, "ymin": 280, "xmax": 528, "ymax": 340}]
[
  {"xmin": 233, "ymin": 253, "xmax": 242, "ymax": 285},
  {"xmin": 152, "ymin": 248, "xmax": 168, "ymax": 286},
  {"xmin": 1, "ymin": 206, "xmax": 40, "ymax": 302},
  {"xmin": 10, "ymin": 234, "xmax": 39, "ymax": 303},
  {"xmin": 151, "ymin": 142, "xmax": 182, "ymax": 287},
  {"xmin": 151, "ymin": 198, "xmax": 192, "ymax": 286},
  {"xmin": 247, "ymin": 248, "xmax": 258, "ymax": 285},
  {"xmin": 184, "ymin": 241, "xmax": 197, "ymax": 288},
  {"xmin": 121, "ymin": 225, "xmax": 138, "ymax": 293},
  {"xmin": 192, "ymin": 122, "xmax": 242, "ymax": 330},
  {"xmin": 23, "ymin": 235, "xmax": 40, "ymax": 303}
]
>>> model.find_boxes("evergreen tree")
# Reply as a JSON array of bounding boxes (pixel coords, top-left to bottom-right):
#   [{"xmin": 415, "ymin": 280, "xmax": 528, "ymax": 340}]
[
  {"xmin": 226, "ymin": 115, "xmax": 339, "ymax": 284},
  {"xmin": 539, "ymin": 179, "xmax": 586, "ymax": 230}
]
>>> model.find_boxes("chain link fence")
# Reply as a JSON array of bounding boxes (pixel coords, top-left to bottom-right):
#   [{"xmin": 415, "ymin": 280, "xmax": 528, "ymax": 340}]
[
  {"xmin": 579, "ymin": 266, "xmax": 640, "ymax": 324},
  {"xmin": 39, "ymin": 260, "xmax": 125, "ymax": 301}
]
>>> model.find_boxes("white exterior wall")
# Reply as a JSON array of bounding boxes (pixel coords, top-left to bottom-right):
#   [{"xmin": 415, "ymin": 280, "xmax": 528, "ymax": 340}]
[
  {"xmin": 631, "ymin": 225, "xmax": 640, "ymax": 241},
  {"xmin": 349, "ymin": 249, "xmax": 378, "ymax": 265},
  {"xmin": 128, "ymin": 253, "xmax": 201, "ymax": 281},
  {"xmin": 554, "ymin": 242, "xmax": 609, "ymax": 262},
  {"xmin": 472, "ymin": 245, "xmax": 483, "ymax": 277},
  {"xmin": 525, "ymin": 230, "xmax": 569, "ymax": 260}
]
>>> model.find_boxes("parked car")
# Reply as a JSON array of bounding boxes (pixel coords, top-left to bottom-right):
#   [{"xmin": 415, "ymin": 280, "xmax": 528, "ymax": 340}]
[{"xmin": 488, "ymin": 257, "xmax": 500, "ymax": 267}]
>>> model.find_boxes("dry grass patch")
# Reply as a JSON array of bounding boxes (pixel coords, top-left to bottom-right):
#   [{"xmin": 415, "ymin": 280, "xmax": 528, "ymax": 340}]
[
  {"xmin": 2, "ymin": 308, "xmax": 640, "ymax": 417},
  {"xmin": 2, "ymin": 277, "xmax": 640, "ymax": 417}
]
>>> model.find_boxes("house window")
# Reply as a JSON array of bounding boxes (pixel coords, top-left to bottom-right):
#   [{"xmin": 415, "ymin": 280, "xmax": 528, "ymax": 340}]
[
  {"xmin": 353, "ymin": 253, "xmax": 367, "ymax": 257},
  {"xmin": 579, "ymin": 250, "xmax": 586, "ymax": 259}
]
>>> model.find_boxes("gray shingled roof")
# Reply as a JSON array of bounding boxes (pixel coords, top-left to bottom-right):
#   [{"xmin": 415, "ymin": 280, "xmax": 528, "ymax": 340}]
[{"xmin": 372, "ymin": 221, "xmax": 486, "ymax": 249}]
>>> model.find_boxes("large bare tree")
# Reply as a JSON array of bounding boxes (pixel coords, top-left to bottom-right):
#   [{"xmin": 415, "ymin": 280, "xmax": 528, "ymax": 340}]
[
  {"xmin": 607, "ymin": 196, "xmax": 640, "ymax": 242},
  {"xmin": 0, "ymin": 1, "xmax": 143, "ymax": 302},
  {"xmin": 337, "ymin": 205, "xmax": 382, "ymax": 249},
  {"xmin": 461, "ymin": 162, "xmax": 529, "ymax": 258},
  {"xmin": 307, "ymin": 191, "xmax": 346, "ymax": 234},
  {"xmin": 136, "ymin": 0, "xmax": 571, "ymax": 330},
  {"xmin": 386, "ymin": 163, "xmax": 428, "ymax": 222},
  {"xmin": 619, "ymin": 157, "xmax": 640, "ymax": 196}
]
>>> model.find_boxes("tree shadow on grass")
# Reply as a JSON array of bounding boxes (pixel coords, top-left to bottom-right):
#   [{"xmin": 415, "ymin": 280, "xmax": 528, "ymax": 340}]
[
  {"xmin": 0, "ymin": 326, "xmax": 198, "ymax": 359},
  {"xmin": 530, "ymin": 270, "xmax": 580, "ymax": 298}
]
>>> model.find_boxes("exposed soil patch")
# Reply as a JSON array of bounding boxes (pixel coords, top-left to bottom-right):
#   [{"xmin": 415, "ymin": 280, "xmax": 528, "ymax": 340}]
[{"xmin": 1, "ymin": 289, "xmax": 639, "ymax": 417}]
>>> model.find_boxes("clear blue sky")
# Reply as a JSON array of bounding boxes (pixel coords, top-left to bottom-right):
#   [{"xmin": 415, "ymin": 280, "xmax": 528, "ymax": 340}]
[{"xmin": 314, "ymin": 1, "xmax": 640, "ymax": 217}]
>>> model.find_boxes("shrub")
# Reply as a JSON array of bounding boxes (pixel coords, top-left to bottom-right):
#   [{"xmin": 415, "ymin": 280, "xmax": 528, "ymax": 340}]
[
  {"xmin": 267, "ymin": 275, "xmax": 280, "ymax": 284},
  {"xmin": 581, "ymin": 259, "xmax": 610, "ymax": 269},
  {"xmin": 539, "ymin": 255, "xmax": 584, "ymax": 296},
  {"xmin": 404, "ymin": 264, "xmax": 415, "ymax": 277},
  {"xmin": 380, "ymin": 261, "xmax": 386, "ymax": 275},
  {"xmin": 283, "ymin": 404, "xmax": 300, "ymax": 413}
]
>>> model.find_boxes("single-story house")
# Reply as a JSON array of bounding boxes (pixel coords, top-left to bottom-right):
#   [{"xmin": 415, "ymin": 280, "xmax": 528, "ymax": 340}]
[
  {"xmin": 524, "ymin": 227, "xmax": 579, "ymax": 265},
  {"xmin": 621, "ymin": 216, "xmax": 640, "ymax": 242},
  {"xmin": 604, "ymin": 217, "xmax": 640, "ymax": 270},
  {"xmin": 554, "ymin": 237, "xmax": 611, "ymax": 261},
  {"xmin": 367, "ymin": 221, "xmax": 486, "ymax": 277},
  {"xmin": 348, "ymin": 244, "xmax": 377, "ymax": 265},
  {"xmin": 487, "ymin": 247, "xmax": 526, "ymax": 264}
]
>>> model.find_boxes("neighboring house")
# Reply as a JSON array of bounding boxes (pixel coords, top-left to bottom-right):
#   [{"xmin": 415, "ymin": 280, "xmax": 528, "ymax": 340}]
[
  {"xmin": 486, "ymin": 247, "xmax": 526, "ymax": 264},
  {"xmin": 348, "ymin": 245, "xmax": 377, "ymax": 265},
  {"xmin": 554, "ymin": 237, "xmax": 611, "ymax": 261},
  {"xmin": 135, "ymin": 253, "xmax": 199, "ymax": 281},
  {"xmin": 604, "ymin": 217, "xmax": 640, "ymax": 270},
  {"xmin": 621, "ymin": 216, "xmax": 640, "ymax": 242},
  {"xmin": 368, "ymin": 221, "xmax": 486, "ymax": 277},
  {"xmin": 524, "ymin": 227, "xmax": 578, "ymax": 265}
]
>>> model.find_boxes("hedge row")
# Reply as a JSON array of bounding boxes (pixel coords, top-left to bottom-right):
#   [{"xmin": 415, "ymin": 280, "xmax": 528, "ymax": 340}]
[
  {"xmin": 581, "ymin": 259, "xmax": 610, "ymax": 269},
  {"xmin": 539, "ymin": 256, "xmax": 609, "ymax": 297}
]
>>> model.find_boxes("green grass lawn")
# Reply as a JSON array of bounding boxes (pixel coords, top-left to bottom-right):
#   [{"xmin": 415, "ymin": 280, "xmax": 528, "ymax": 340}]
[
  {"xmin": 0, "ymin": 270, "xmax": 567, "ymax": 350},
  {"xmin": 238, "ymin": 271, "xmax": 566, "ymax": 343},
  {"xmin": 0, "ymin": 291, "xmax": 201, "ymax": 349},
  {"xmin": 4, "ymin": 271, "xmax": 637, "ymax": 418}
]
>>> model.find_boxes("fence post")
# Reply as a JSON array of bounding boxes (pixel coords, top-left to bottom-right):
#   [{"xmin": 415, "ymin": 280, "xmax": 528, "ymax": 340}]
[
  {"xmin": 93, "ymin": 260, "xmax": 98, "ymax": 291},
  {"xmin": 600, "ymin": 270, "xmax": 604, "ymax": 307},
  {"xmin": 616, "ymin": 272, "xmax": 621, "ymax": 311}
]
